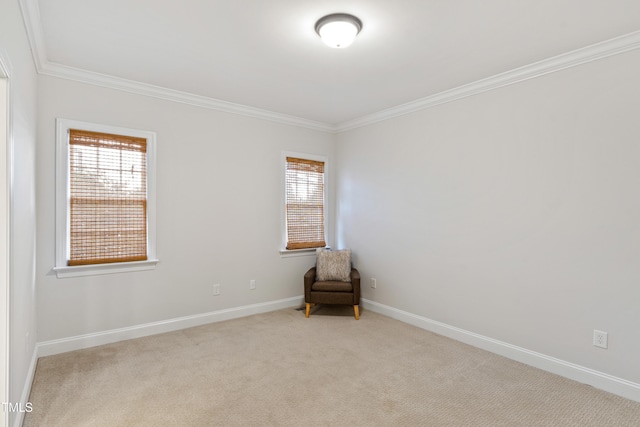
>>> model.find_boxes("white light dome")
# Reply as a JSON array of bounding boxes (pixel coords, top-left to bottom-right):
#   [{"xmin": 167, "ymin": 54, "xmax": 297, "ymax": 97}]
[{"xmin": 315, "ymin": 14, "xmax": 362, "ymax": 49}]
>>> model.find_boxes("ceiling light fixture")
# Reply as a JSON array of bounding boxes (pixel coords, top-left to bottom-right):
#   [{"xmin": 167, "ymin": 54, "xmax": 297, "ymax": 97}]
[{"xmin": 315, "ymin": 13, "xmax": 362, "ymax": 48}]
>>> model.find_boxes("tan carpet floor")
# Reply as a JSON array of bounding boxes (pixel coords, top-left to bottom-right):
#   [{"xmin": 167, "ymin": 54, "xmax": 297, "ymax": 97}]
[{"xmin": 24, "ymin": 307, "xmax": 640, "ymax": 426}]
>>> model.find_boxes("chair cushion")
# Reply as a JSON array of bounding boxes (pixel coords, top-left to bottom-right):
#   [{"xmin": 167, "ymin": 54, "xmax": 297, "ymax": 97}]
[
  {"xmin": 311, "ymin": 281, "xmax": 353, "ymax": 292},
  {"xmin": 316, "ymin": 248, "xmax": 352, "ymax": 282}
]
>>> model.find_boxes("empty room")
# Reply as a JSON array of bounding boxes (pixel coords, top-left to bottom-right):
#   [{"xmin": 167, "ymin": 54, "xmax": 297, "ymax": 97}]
[{"xmin": 2, "ymin": 0, "xmax": 640, "ymax": 426}]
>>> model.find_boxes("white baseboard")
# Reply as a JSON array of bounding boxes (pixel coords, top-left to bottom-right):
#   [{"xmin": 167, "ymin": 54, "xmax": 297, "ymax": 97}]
[
  {"xmin": 37, "ymin": 296, "xmax": 304, "ymax": 357},
  {"xmin": 361, "ymin": 299, "xmax": 640, "ymax": 403}
]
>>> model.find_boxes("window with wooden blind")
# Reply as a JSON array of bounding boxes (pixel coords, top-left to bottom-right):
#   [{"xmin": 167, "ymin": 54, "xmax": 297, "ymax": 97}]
[
  {"xmin": 55, "ymin": 119, "xmax": 158, "ymax": 278},
  {"xmin": 285, "ymin": 156, "xmax": 327, "ymax": 250},
  {"xmin": 68, "ymin": 129, "xmax": 148, "ymax": 265}
]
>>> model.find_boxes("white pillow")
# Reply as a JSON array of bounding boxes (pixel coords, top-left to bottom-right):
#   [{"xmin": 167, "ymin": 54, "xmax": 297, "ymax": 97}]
[{"xmin": 316, "ymin": 248, "xmax": 352, "ymax": 282}]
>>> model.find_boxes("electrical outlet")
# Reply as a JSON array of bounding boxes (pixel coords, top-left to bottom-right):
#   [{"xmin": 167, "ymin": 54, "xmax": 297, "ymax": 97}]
[
  {"xmin": 250, "ymin": 279, "xmax": 256, "ymax": 290},
  {"xmin": 371, "ymin": 278, "xmax": 377, "ymax": 289},
  {"xmin": 213, "ymin": 284, "xmax": 220, "ymax": 296},
  {"xmin": 593, "ymin": 330, "xmax": 608, "ymax": 349}
]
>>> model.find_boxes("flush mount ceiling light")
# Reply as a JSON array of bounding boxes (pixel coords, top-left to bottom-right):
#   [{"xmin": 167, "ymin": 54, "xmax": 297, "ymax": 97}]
[{"xmin": 315, "ymin": 13, "xmax": 362, "ymax": 48}]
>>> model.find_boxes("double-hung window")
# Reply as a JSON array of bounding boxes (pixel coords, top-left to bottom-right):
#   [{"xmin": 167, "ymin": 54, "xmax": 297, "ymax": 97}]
[
  {"xmin": 55, "ymin": 119, "xmax": 158, "ymax": 278},
  {"xmin": 284, "ymin": 155, "xmax": 327, "ymax": 251}
]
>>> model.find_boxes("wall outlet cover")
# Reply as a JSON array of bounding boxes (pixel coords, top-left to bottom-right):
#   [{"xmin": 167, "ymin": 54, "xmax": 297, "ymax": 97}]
[{"xmin": 593, "ymin": 330, "xmax": 608, "ymax": 349}]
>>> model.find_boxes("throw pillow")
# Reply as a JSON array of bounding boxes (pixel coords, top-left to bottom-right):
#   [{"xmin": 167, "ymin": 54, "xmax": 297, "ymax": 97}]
[{"xmin": 316, "ymin": 248, "xmax": 352, "ymax": 282}]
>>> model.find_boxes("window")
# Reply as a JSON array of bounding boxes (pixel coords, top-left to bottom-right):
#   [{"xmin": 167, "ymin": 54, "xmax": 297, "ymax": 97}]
[
  {"xmin": 55, "ymin": 119, "xmax": 158, "ymax": 278},
  {"xmin": 284, "ymin": 155, "xmax": 327, "ymax": 251}
]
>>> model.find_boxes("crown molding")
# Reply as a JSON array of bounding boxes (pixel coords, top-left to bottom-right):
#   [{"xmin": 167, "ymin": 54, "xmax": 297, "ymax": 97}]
[
  {"xmin": 39, "ymin": 62, "xmax": 336, "ymax": 133},
  {"xmin": 18, "ymin": 0, "xmax": 47, "ymax": 71},
  {"xmin": 336, "ymin": 30, "xmax": 640, "ymax": 133}
]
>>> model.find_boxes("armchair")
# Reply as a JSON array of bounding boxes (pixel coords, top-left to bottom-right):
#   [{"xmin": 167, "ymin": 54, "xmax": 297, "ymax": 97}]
[{"xmin": 304, "ymin": 264, "xmax": 361, "ymax": 320}]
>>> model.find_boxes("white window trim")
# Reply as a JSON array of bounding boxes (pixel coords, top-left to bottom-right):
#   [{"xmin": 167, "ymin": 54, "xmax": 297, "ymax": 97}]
[
  {"xmin": 54, "ymin": 118, "xmax": 159, "ymax": 278},
  {"xmin": 280, "ymin": 151, "xmax": 329, "ymax": 257}
]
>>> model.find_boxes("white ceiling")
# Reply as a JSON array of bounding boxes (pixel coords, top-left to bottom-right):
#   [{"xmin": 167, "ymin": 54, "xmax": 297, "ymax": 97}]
[{"xmin": 29, "ymin": 0, "xmax": 640, "ymax": 126}]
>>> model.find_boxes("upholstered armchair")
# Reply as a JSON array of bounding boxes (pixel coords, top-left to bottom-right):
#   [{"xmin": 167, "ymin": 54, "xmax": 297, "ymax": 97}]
[{"xmin": 304, "ymin": 249, "xmax": 361, "ymax": 320}]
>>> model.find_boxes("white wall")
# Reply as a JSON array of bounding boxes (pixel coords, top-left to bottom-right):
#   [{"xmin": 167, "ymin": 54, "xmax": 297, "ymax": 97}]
[
  {"xmin": 336, "ymin": 49, "xmax": 640, "ymax": 385},
  {"xmin": 0, "ymin": 0, "xmax": 39, "ymax": 425},
  {"xmin": 36, "ymin": 75, "xmax": 335, "ymax": 342}
]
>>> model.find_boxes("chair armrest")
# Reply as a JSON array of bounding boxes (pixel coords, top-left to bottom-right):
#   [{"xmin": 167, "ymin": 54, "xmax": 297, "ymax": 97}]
[
  {"xmin": 304, "ymin": 267, "xmax": 316, "ymax": 302},
  {"xmin": 351, "ymin": 268, "xmax": 361, "ymax": 304}
]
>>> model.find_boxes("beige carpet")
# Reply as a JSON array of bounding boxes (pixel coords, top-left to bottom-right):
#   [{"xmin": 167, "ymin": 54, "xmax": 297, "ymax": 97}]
[{"xmin": 25, "ymin": 307, "xmax": 640, "ymax": 426}]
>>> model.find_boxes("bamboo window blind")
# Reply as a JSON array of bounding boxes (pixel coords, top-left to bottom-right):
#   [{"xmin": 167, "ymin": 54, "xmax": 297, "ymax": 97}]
[
  {"xmin": 285, "ymin": 157, "xmax": 326, "ymax": 250},
  {"xmin": 68, "ymin": 129, "xmax": 148, "ymax": 266}
]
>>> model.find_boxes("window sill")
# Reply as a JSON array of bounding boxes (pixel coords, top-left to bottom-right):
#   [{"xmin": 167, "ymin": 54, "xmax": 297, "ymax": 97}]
[
  {"xmin": 279, "ymin": 248, "xmax": 318, "ymax": 258},
  {"xmin": 53, "ymin": 259, "xmax": 159, "ymax": 278}
]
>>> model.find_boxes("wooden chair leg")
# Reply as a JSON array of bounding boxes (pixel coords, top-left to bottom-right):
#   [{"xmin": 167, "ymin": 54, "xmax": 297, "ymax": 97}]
[
  {"xmin": 354, "ymin": 305, "xmax": 360, "ymax": 320},
  {"xmin": 305, "ymin": 303, "xmax": 311, "ymax": 318}
]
